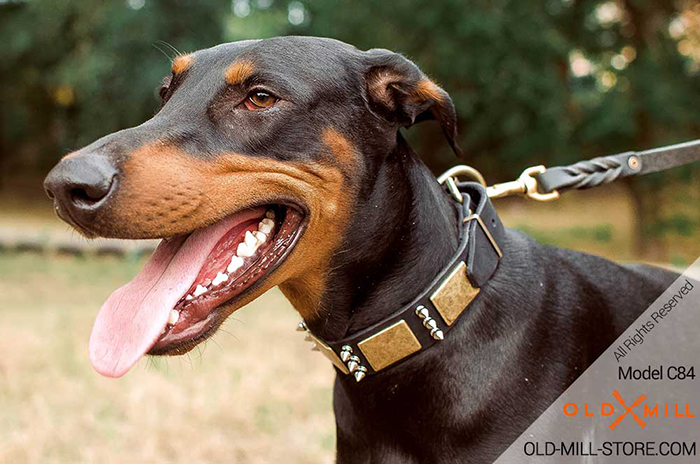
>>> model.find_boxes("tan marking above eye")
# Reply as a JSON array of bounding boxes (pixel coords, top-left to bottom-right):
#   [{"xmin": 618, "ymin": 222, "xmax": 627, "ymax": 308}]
[
  {"xmin": 172, "ymin": 54, "xmax": 194, "ymax": 75},
  {"xmin": 225, "ymin": 60, "xmax": 255, "ymax": 85}
]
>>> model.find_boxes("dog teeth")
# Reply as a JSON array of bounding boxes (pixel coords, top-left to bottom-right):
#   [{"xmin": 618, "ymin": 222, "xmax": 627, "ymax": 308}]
[
  {"xmin": 212, "ymin": 272, "xmax": 228, "ymax": 286},
  {"xmin": 176, "ymin": 213, "xmax": 279, "ymax": 307},
  {"xmin": 237, "ymin": 242, "xmax": 254, "ymax": 257},
  {"xmin": 183, "ymin": 216, "xmax": 277, "ymax": 301},
  {"xmin": 253, "ymin": 230, "xmax": 267, "ymax": 245},
  {"xmin": 227, "ymin": 256, "xmax": 244, "ymax": 273},
  {"xmin": 258, "ymin": 220, "xmax": 273, "ymax": 234},
  {"xmin": 168, "ymin": 309, "xmax": 180, "ymax": 325},
  {"xmin": 244, "ymin": 230, "xmax": 257, "ymax": 247}
]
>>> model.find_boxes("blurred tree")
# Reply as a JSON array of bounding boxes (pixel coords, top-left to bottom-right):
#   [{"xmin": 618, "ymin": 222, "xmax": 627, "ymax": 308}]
[
  {"xmin": 0, "ymin": 0, "xmax": 228, "ymax": 181},
  {"xmin": 226, "ymin": 0, "xmax": 700, "ymax": 255},
  {"xmin": 241, "ymin": 0, "xmax": 700, "ymax": 177},
  {"xmin": 1, "ymin": 0, "xmax": 698, "ymax": 257}
]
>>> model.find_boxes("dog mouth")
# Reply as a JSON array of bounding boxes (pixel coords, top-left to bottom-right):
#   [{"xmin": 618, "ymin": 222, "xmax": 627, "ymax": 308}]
[{"xmin": 88, "ymin": 204, "xmax": 306, "ymax": 378}]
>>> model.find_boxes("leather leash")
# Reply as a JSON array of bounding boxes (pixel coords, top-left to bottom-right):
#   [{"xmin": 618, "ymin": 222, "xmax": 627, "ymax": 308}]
[
  {"xmin": 534, "ymin": 139, "xmax": 700, "ymax": 196},
  {"xmin": 446, "ymin": 138, "xmax": 700, "ymax": 202}
]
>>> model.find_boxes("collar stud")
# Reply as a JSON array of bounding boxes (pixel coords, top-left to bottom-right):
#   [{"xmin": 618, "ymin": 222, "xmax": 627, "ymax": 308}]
[
  {"xmin": 339, "ymin": 345, "xmax": 353, "ymax": 362},
  {"xmin": 354, "ymin": 366, "xmax": 367, "ymax": 382}
]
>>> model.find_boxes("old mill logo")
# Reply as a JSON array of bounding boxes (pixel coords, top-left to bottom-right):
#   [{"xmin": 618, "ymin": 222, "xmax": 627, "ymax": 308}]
[{"xmin": 563, "ymin": 389, "xmax": 694, "ymax": 430}]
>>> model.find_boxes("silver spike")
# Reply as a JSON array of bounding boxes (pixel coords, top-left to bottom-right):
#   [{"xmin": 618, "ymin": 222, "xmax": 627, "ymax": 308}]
[
  {"xmin": 296, "ymin": 321, "xmax": 308, "ymax": 332},
  {"xmin": 431, "ymin": 328, "xmax": 445, "ymax": 341},
  {"xmin": 339, "ymin": 345, "xmax": 353, "ymax": 362},
  {"xmin": 347, "ymin": 355, "xmax": 360, "ymax": 373},
  {"xmin": 415, "ymin": 305, "xmax": 429, "ymax": 319},
  {"xmin": 311, "ymin": 343, "xmax": 320, "ymax": 352},
  {"xmin": 354, "ymin": 366, "xmax": 367, "ymax": 382},
  {"xmin": 423, "ymin": 317, "xmax": 437, "ymax": 330}
]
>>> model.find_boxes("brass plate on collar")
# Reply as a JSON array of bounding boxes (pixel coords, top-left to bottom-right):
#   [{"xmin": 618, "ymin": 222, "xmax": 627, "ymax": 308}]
[
  {"xmin": 358, "ymin": 320, "xmax": 422, "ymax": 372},
  {"xmin": 430, "ymin": 261, "xmax": 479, "ymax": 326},
  {"xmin": 307, "ymin": 333, "xmax": 349, "ymax": 374}
]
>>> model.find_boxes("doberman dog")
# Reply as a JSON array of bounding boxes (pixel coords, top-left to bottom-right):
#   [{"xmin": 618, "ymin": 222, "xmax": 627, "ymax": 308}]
[{"xmin": 44, "ymin": 37, "xmax": 678, "ymax": 463}]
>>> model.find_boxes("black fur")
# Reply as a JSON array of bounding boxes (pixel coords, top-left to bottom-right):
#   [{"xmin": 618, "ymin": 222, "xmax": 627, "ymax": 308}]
[
  {"xmin": 43, "ymin": 36, "xmax": 679, "ymax": 463},
  {"xmin": 322, "ymin": 132, "xmax": 676, "ymax": 463}
]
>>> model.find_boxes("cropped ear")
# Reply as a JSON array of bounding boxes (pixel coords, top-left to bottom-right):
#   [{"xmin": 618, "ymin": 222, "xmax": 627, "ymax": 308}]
[{"xmin": 363, "ymin": 49, "xmax": 462, "ymax": 157}]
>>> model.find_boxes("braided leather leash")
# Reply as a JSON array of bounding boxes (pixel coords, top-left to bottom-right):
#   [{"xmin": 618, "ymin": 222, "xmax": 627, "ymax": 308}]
[{"xmin": 440, "ymin": 139, "xmax": 700, "ymax": 202}]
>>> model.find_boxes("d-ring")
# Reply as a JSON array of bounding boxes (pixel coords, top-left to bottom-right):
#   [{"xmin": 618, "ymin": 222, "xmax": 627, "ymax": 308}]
[
  {"xmin": 436, "ymin": 165, "xmax": 487, "ymax": 187},
  {"xmin": 437, "ymin": 165, "xmax": 487, "ymax": 203}
]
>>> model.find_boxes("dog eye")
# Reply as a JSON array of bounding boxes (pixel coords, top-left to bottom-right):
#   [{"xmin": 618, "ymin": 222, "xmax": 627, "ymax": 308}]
[{"xmin": 245, "ymin": 91, "xmax": 278, "ymax": 110}]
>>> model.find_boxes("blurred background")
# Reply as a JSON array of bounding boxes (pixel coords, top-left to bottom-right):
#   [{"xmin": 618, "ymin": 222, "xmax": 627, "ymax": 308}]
[{"xmin": 0, "ymin": 1, "xmax": 698, "ymax": 463}]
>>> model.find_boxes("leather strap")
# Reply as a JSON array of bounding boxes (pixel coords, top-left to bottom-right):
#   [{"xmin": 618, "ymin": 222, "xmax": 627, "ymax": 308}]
[
  {"xmin": 303, "ymin": 183, "xmax": 505, "ymax": 381},
  {"xmin": 534, "ymin": 139, "xmax": 700, "ymax": 194}
]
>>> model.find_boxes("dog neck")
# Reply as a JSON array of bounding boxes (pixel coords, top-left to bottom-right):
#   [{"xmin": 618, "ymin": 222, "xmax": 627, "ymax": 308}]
[{"xmin": 310, "ymin": 134, "xmax": 459, "ymax": 342}]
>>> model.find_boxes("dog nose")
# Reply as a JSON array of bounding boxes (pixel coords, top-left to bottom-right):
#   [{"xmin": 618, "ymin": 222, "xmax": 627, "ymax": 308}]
[{"xmin": 44, "ymin": 154, "xmax": 118, "ymax": 225}]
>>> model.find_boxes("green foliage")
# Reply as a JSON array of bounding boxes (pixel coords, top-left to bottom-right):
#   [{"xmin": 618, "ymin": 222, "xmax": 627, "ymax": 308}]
[
  {"xmin": 0, "ymin": 0, "xmax": 698, "ymax": 248},
  {"xmin": 2, "ymin": 0, "xmax": 698, "ymax": 176},
  {"xmin": 274, "ymin": 0, "xmax": 700, "ymax": 178},
  {"xmin": 0, "ymin": 0, "xmax": 228, "ymax": 170}
]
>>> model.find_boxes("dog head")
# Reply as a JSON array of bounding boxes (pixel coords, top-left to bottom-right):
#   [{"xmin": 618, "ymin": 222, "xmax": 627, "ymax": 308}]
[{"xmin": 43, "ymin": 36, "xmax": 459, "ymax": 377}]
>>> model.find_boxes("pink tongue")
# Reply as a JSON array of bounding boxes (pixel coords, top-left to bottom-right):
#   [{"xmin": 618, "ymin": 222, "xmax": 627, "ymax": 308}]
[{"xmin": 89, "ymin": 207, "xmax": 266, "ymax": 378}]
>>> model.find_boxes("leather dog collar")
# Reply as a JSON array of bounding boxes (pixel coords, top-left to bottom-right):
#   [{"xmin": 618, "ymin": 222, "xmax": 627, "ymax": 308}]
[{"xmin": 297, "ymin": 182, "xmax": 506, "ymax": 382}]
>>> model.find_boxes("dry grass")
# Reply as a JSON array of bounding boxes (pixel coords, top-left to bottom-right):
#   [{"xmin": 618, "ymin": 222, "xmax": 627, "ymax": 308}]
[
  {"xmin": 0, "ymin": 253, "xmax": 336, "ymax": 464},
  {"xmin": 0, "ymin": 179, "xmax": 696, "ymax": 463},
  {"xmin": 497, "ymin": 182, "xmax": 699, "ymax": 266}
]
